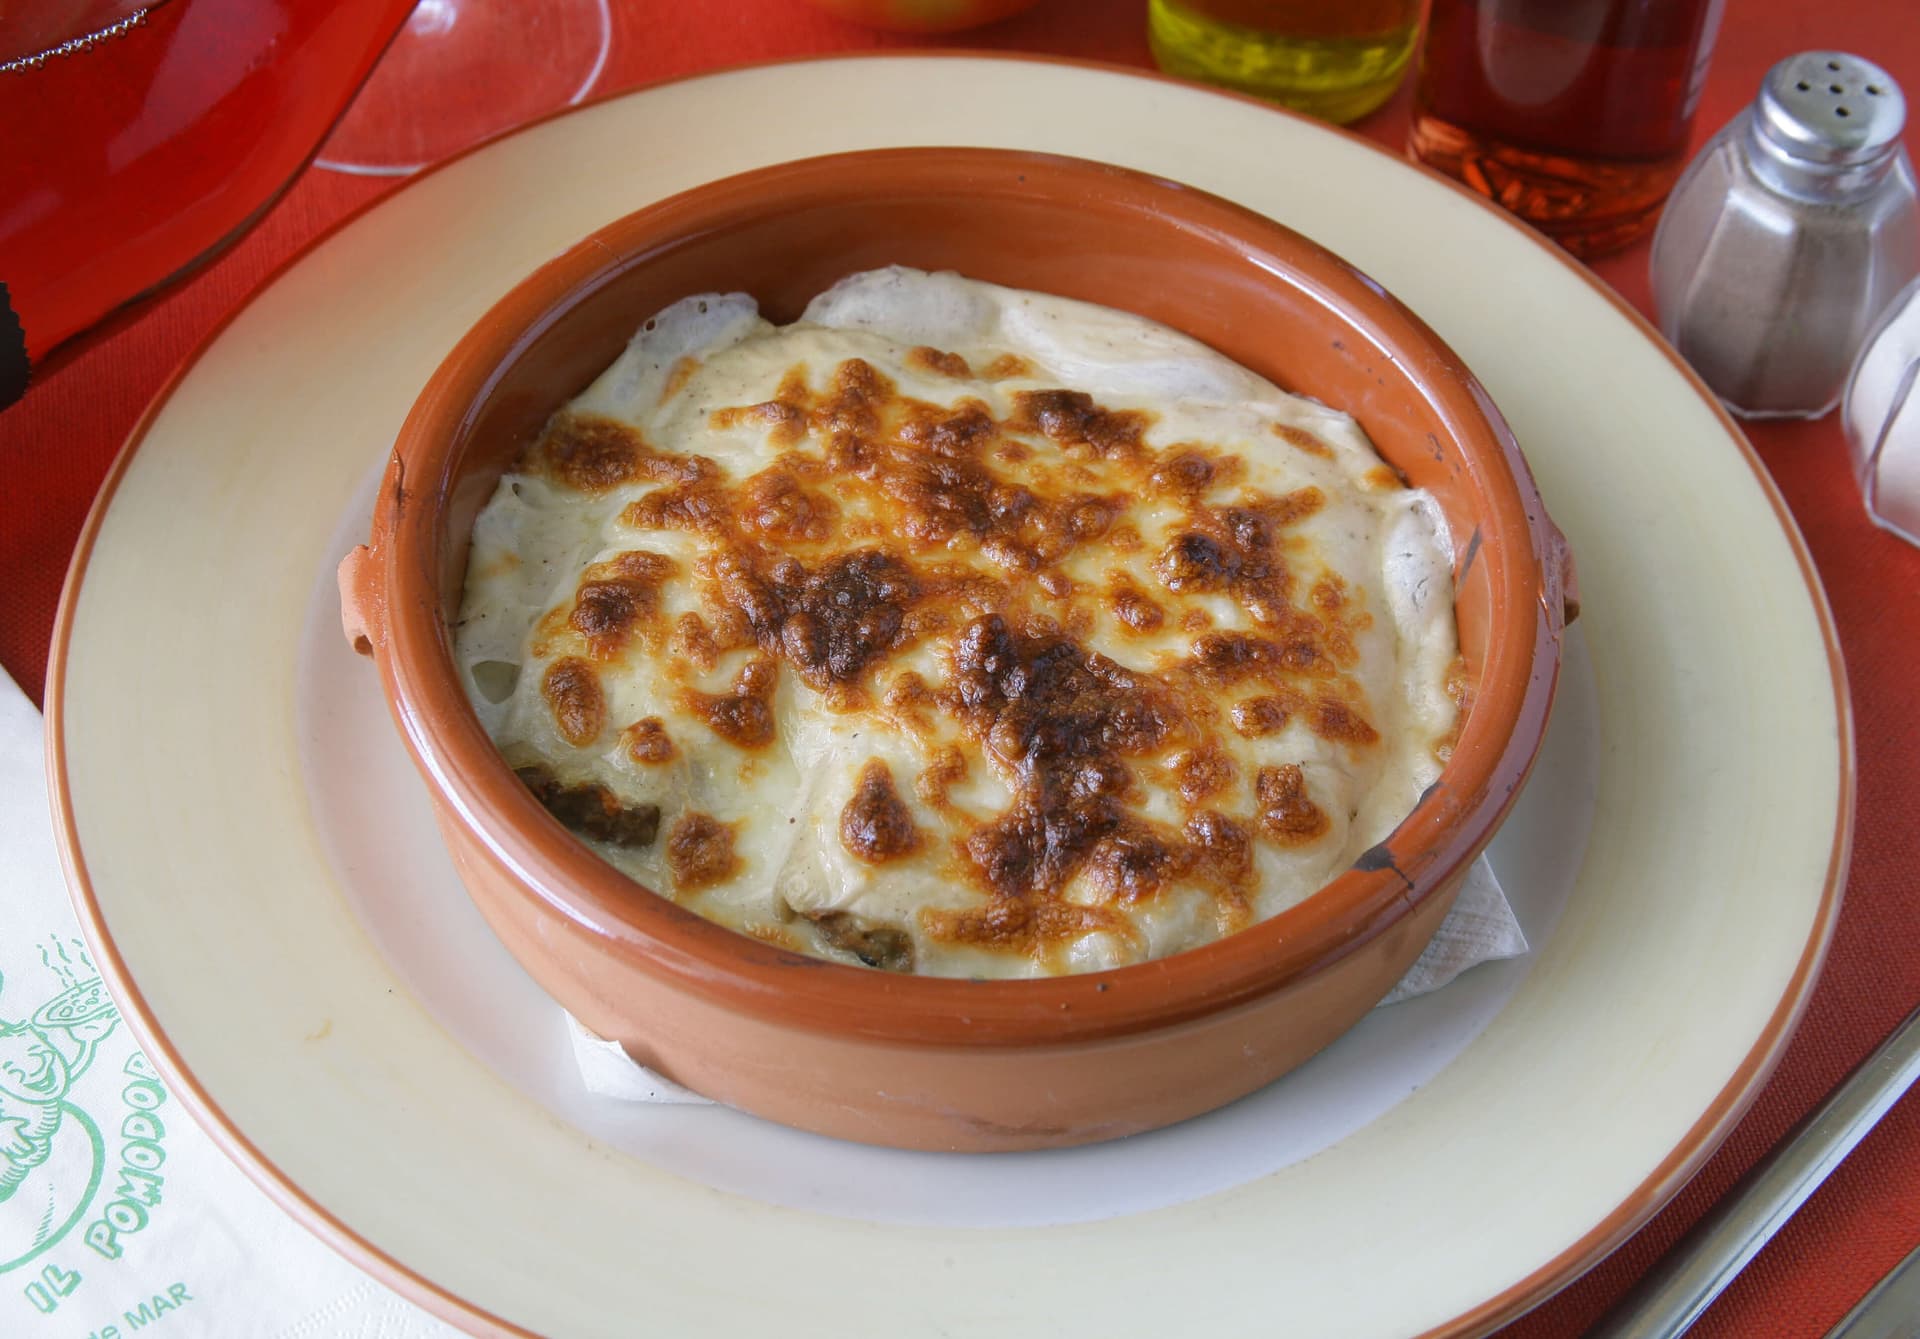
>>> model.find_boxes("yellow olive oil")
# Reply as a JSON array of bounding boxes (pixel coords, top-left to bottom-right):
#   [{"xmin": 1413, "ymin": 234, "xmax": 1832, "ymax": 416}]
[{"xmin": 1147, "ymin": 0, "xmax": 1421, "ymax": 125}]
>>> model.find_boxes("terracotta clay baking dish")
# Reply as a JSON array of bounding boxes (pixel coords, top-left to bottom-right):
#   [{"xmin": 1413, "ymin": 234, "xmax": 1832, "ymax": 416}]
[{"xmin": 337, "ymin": 147, "xmax": 1575, "ymax": 1153}]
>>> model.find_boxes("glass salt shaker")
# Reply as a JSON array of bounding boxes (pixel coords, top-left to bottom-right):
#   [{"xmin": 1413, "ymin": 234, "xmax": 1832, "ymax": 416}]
[
  {"xmin": 1843, "ymin": 275, "xmax": 1920, "ymax": 547},
  {"xmin": 1650, "ymin": 52, "xmax": 1919, "ymax": 419}
]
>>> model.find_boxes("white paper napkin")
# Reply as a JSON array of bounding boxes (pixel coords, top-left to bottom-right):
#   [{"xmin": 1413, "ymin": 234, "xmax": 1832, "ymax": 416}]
[
  {"xmin": 570, "ymin": 850, "xmax": 1529, "ymax": 1099},
  {"xmin": 0, "ymin": 670, "xmax": 457, "ymax": 1339},
  {"xmin": 1378, "ymin": 856, "xmax": 1528, "ymax": 1005}
]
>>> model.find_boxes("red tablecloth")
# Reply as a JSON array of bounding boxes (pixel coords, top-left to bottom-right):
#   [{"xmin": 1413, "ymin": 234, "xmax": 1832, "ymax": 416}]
[{"xmin": 4, "ymin": 3, "xmax": 1916, "ymax": 1335}]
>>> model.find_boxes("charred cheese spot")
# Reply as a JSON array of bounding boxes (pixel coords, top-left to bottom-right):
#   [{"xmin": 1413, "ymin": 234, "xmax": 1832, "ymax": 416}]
[
  {"xmin": 621, "ymin": 717, "xmax": 676, "ymax": 765},
  {"xmin": 943, "ymin": 615, "xmax": 1176, "ymax": 925},
  {"xmin": 666, "ymin": 812, "xmax": 739, "ymax": 891},
  {"xmin": 1108, "ymin": 574, "xmax": 1165, "ymax": 634},
  {"xmin": 908, "ymin": 400, "xmax": 998, "ymax": 455},
  {"xmin": 1260, "ymin": 488, "xmax": 1327, "ymax": 528},
  {"xmin": 1311, "ymin": 572, "xmax": 1352, "ymax": 613},
  {"xmin": 516, "ymin": 766, "xmax": 659, "ymax": 846},
  {"xmin": 570, "ymin": 551, "xmax": 677, "ymax": 657},
  {"xmin": 1272, "ymin": 422, "xmax": 1334, "ymax": 458},
  {"xmin": 1147, "ymin": 449, "xmax": 1215, "ymax": 495},
  {"xmin": 1184, "ymin": 810, "xmax": 1254, "ymax": 894},
  {"xmin": 921, "ymin": 897, "xmax": 1133, "ymax": 957},
  {"xmin": 1154, "ymin": 531, "xmax": 1241, "ymax": 593},
  {"xmin": 710, "ymin": 397, "xmax": 807, "ymax": 448},
  {"xmin": 540, "ymin": 414, "xmax": 646, "ymax": 492},
  {"xmin": 810, "ymin": 357, "xmax": 889, "ymax": 442},
  {"xmin": 1183, "ymin": 551, "xmax": 1373, "ymax": 680},
  {"xmin": 687, "ymin": 656, "xmax": 778, "ymax": 749},
  {"xmin": 539, "ymin": 413, "xmax": 716, "ymax": 493},
  {"xmin": 1173, "ymin": 743, "xmax": 1236, "ymax": 803},
  {"xmin": 738, "ymin": 468, "xmax": 837, "ymax": 543},
  {"xmin": 882, "ymin": 668, "xmax": 934, "ymax": 725},
  {"xmin": 1190, "ymin": 632, "xmax": 1300, "ymax": 685},
  {"xmin": 904, "ymin": 453, "xmax": 1012, "ymax": 548},
  {"xmin": 619, "ymin": 467, "xmax": 728, "ymax": 536},
  {"xmin": 907, "ymin": 346, "xmax": 972, "ymax": 379},
  {"xmin": 717, "ymin": 548, "xmax": 918, "ymax": 691},
  {"xmin": 1311, "ymin": 697, "xmax": 1380, "ymax": 747},
  {"xmin": 1009, "ymin": 388, "xmax": 1152, "ymax": 458},
  {"xmin": 1256, "ymin": 764, "xmax": 1331, "ymax": 845},
  {"xmin": 916, "ymin": 745, "xmax": 968, "ymax": 813},
  {"xmin": 1143, "ymin": 494, "xmax": 1328, "ymax": 634},
  {"xmin": 839, "ymin": 760, "xmax": 922, "ymax": 864},
  {"xmin": 541, "ymin": 657, "xmax": 605, "ymax": 746},
  {"xmin": 671, "ymin": 611, "xmax": 719, "ymax": 672},
  {"xmin": 983, "ymin": 353, "xmax": 1033, "ymax": 380},
  {"xmin": 1082, "ymin": 821, "xmax": 1184, "ymax": 903},
  {"xmin": 1063, "ymin": 495, "xmax": 1118, "ymax": 541},
  {"xmin": 1231, "ymin": 691, "xmax": 1302, "ymax": 737}
]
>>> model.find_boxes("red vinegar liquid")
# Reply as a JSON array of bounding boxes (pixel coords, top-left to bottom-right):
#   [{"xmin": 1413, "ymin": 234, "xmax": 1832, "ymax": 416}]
[{"xmin": 1409, "ymin": 0, "xmax": 1724, "ymax": 257}]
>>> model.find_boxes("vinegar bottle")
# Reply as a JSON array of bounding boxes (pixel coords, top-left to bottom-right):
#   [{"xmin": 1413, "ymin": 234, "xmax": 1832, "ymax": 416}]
[
  {"xmin": 0, "ymin": 0, "xmax": 412, "ymax": 410},
  {"xmin": 1148, "ymin": 0, "xmax": 1422, "ymax": 125},
  {"xmin": 1409, "ymin": 0, "xmax": 1725, "ymax": 257}
]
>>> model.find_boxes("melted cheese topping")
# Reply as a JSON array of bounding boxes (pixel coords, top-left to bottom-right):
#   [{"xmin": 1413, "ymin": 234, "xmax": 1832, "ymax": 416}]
[{"xmin": 455, "ymin": 268, "xmax": 1461, "ymax": 978}]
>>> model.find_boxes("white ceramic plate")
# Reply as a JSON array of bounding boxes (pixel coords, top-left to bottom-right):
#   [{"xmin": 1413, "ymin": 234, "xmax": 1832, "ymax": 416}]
[{"xmin": 49, "ymin": 55, "xmax": 1849, "ymax": 1339}]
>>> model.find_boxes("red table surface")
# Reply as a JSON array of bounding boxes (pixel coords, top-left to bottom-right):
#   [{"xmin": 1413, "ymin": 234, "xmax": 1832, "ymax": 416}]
[{"xmin": 3, "ymin": 3, "xmax": 1916, "ymax": 1335}]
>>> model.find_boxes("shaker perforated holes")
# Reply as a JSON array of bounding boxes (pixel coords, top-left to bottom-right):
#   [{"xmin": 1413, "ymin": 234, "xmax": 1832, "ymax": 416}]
[
  {"xmin": 1766, "ymin": 52, "xmax": 1904, "ymax": 144},
  {"xmin": 1762, "ymin": 52, "xmax": 1906, "ymax": 160}
]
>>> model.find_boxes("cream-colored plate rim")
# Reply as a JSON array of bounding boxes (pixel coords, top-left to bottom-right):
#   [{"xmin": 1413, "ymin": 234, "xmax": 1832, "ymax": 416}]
[{"xmin": 47, "ymin": 54, "xmax": 1851, "ymax": 1339}]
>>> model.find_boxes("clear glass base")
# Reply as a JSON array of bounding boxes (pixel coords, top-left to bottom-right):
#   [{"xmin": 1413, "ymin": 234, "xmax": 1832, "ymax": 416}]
[{"xmin": 315, "ymin": 0, "xmax": 611, "ymax": 178}]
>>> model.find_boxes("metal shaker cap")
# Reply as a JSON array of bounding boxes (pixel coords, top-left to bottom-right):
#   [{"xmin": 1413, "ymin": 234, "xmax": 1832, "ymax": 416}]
[{"xmin": 1757, "ymin": 52, "xmax": 1905, "ymax": 168}]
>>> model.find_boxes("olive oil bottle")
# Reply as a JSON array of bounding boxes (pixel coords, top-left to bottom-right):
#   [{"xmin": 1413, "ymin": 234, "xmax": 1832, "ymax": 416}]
[{"xmin": 1147, "ymin": 0, "xmax": 1421, "ymax": 124}]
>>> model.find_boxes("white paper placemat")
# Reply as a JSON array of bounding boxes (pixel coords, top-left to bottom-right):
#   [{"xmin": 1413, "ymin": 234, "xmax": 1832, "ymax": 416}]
[{"xmin": 0, "ymin": 670, "xmax": 456, "ymax": 1339}]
